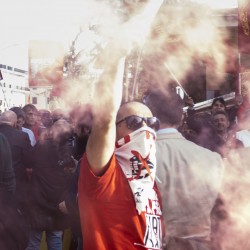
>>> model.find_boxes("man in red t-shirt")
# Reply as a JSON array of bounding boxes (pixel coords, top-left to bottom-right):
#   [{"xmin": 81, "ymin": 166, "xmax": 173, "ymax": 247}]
[
  {"xmin": 78, "ymin": 101, "xmax": 163, "ymax": 249},
  {"xmin": 78, "ymin": 6, "xmax": 164, "ymax": 248}
]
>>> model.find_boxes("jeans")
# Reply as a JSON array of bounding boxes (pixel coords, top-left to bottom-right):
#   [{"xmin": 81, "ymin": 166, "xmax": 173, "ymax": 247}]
[
  {"xmin": 77, "ymin": 237, "xmax": 83, "ymax": 250},
  {"xmin": 26, "ymin": 229, "xmax": 63, "ymax": 250}
]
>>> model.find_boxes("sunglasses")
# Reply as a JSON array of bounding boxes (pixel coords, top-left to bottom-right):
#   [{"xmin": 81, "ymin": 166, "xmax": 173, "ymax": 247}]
[{"xmin": 116, "ymin": 115, "xmax": 160, "ymax": 131}]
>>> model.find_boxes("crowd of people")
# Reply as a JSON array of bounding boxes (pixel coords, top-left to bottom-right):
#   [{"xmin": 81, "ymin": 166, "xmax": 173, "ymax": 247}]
[
  {"xmin": 0, "ymin": 104, "xmax": 90, "ymax": 250},
  {"xmin": 181, "ymin": 95, "xmax": 247, "ymax": 158},
  {"xmin": 1, "ymin": 37, "xmax": 250, "ymax": 250},
  {"xmin": 1, "ymin": 89, "xmax": 250, "ymax": 249}
]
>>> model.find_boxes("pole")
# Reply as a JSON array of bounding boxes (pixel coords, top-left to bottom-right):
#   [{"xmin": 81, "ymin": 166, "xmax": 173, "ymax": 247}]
[
  {"xmin": 164, "ymin": 62, "xmax": 190, "ymax": 97},
  {"xmin": 131, "ymin": 48, "xmax": 143, "ymax": 100},
  {"xmin": 237, "ymin": 53, "xmax": 241, "ymax": 95}
]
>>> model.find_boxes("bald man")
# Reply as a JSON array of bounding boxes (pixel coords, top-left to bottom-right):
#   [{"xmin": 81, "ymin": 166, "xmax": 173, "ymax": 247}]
[
  {"xmin": 0, "ymin": 110, "xmax": 18, "ymax": 126},
  {"xmin": 78, "ymin": 48, "xmax": 163, "ymax": 248},
  {"xmin": 0, "ymin": 110, "xmax": 33, "ymax": 218}
]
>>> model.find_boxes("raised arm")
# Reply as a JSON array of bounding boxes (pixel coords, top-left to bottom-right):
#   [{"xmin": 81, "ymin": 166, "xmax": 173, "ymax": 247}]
[
  {"xmin": 85, "ymin": 0, "xmax": 164, "ymax": 176},
  {"xmin": 86, "ymin": 44, "xmax": 126, "ymax": 175}
]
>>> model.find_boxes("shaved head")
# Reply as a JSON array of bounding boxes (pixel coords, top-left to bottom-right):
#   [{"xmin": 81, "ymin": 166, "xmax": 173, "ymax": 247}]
[
  {"xmin": 0, "ymin": 110, "xmax": 17, "ymax": 127},
  {"xmin": 116, "ymin": 102, "xmax": 153, "ymax": 123}
]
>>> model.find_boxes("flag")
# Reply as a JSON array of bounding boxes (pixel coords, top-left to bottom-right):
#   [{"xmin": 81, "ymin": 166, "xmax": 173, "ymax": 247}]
[
  {"xmin": 28, "ymin": 40, "xmax": 64, "ymax": 88},
  {"xmin": 238, "ymin": 0, "xmax": 250, "ymax": 54}
]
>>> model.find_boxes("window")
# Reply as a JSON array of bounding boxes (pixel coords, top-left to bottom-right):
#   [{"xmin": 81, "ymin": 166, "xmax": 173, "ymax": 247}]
[
  {"xmin": 14, "ymin": 68, "xmax": 27, "ymax": 74},
  {"xmin": 32, "ymin": 97, "xmax": 37, "ymax": 104}
]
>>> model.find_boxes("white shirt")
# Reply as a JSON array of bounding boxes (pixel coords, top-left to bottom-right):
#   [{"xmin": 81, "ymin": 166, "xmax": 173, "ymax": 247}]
[
  {"xmin": 236, "ymin": 129, "xmax": 250, "ymax": 148},
  {"xmin": 22, "ymin": 127, "xmax": 36, "ymax": 146}
]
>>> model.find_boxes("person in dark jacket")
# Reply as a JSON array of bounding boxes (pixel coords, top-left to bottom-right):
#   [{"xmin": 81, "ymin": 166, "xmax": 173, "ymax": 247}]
[
  {"xmin": 0, "ymin": 132, "xmax": 29, "ymax": 250},
  {"xmin": 26, "ymin": 118, "xmax": 77, "ymax": 250},
  {"xmin": 0, "ymin": 110, "xmax": 33, "ymax": 216},
  {"xmin": 0, "ymin": 132, "xmax": 15, "ymax": 194}
]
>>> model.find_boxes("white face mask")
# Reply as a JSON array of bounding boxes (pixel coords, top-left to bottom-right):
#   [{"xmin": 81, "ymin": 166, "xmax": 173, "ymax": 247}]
[{"xmin": 115, "ymin": 127, "xmax": 157, "ymax": 214}]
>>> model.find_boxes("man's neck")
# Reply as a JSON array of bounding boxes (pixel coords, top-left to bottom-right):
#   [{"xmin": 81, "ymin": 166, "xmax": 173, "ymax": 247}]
[
  {"xmin": 159, "ymin": 123, "xmax": 178, "ymax": 130},
  {"xmin": 23, "ymin": 123, "xmax": 33, "ymax": 130},
  {"xmin": 218, "ymin": 131, "xmax": 228, "ymax": 142},
  {"xmin": 157, "ymin": 124, "xmax": 179, "ymax": 135}
]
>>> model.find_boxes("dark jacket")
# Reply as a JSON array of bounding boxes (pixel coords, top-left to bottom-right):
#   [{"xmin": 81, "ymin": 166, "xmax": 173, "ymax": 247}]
[
  {"xmin": 65, "ymin": 159, "xmax": 82, "ymax": 237},
  {"xmin": 0, "ymin": 132, "xmax": 29, "ymax": 249},
  {"xmin": 28, "ymin": 137, "xmax": 75, "ymax": 230},
  {"xmin": 0, "ymin": 124, "xmax": 33, "ymax": 179},
  {"xmin": 0, "ymin": 124, "xmax": 33, "ymax": 213},
  {"xmin": 0, "ymin": 132, "xmax": 15, "ymax": 194},
  {"xmin": 0, "ymin": 194, "xmax": 29, "ymax": 250}
]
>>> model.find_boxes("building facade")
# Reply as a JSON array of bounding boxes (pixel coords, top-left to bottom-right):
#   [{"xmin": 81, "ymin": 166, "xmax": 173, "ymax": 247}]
[{"xmin": 0, "ymin": 64, "xmax": 29, "ymax": 113}]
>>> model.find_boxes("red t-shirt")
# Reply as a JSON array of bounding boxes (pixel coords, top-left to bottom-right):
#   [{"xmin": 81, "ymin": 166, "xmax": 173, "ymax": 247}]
[{"xmin": 78, "ymin": 154, "xmax": 163, "ymax": 250}]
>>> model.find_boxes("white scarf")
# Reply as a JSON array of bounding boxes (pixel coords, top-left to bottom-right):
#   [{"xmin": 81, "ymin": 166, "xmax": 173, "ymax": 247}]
[{"xmin": 115, "ymin": 127, "xmax": 157, "ymax": 214}]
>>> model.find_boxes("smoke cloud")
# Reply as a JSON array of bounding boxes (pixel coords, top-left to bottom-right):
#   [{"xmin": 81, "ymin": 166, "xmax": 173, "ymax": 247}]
[{"xmin": 5, "ymin": 1, "xmax": 250, "ymax": 249}]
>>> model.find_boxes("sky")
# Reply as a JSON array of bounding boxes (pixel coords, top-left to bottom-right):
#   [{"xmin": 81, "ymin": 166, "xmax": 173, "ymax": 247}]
[
  {"xmin": 191, "ymin": 0, "xmax": 237, "ymax": 9},
  {"xmin": 0, "ymin": 0, "xmax": 91, "ymax": 69},
  {"xmin": 0, "ymin": 0, "xmax": 238, "ymax": 70}
]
